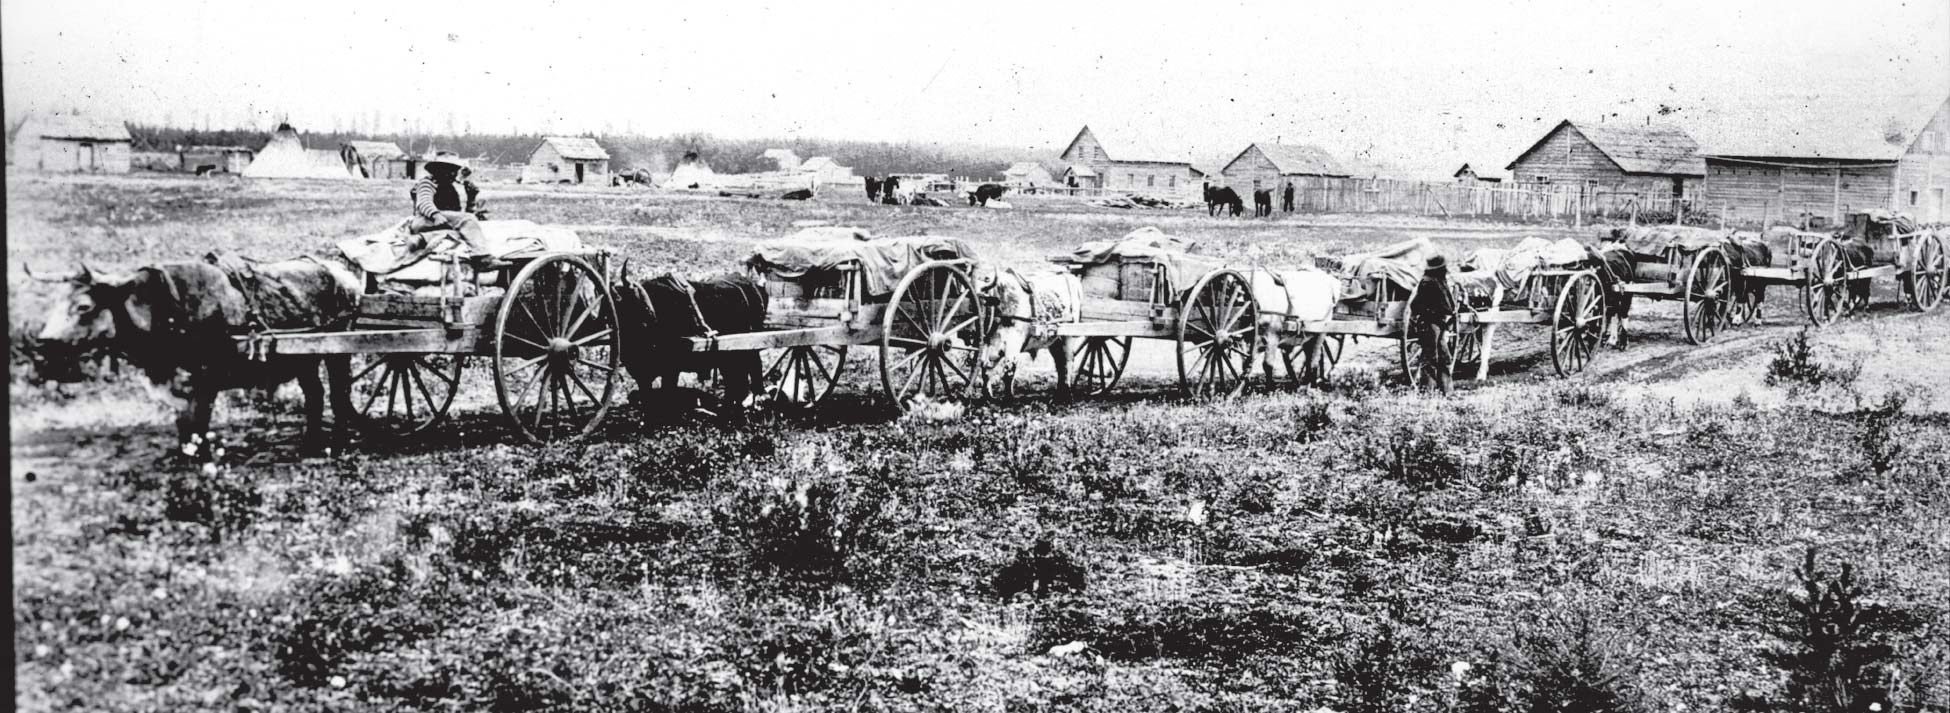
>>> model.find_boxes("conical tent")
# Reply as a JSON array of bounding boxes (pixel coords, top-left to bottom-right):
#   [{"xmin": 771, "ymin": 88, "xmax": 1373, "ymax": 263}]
[{"xmin": 242, "ymin": 124, "xmax": 354, "ymax": 179}]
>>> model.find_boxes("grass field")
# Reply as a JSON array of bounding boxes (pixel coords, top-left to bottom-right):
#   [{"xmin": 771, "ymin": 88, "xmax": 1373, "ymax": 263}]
[{"xmin": 10, "ymin": 171, "xmax": 1950, "ymax": 711}]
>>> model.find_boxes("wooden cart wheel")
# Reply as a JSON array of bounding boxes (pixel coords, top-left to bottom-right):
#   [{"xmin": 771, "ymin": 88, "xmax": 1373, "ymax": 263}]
[
  {"xmin": 764, "ymin": 345, "xmax": 849, "ymax": 411},
  {"xmin": 1549, "ymin": 271, "xmax": 1606, "ymax": 376},
  {"xmin": 1908, "ymin": 233, "xmax": 1948, "ymax": 313},
  {"xmin": 1176, "ymin": 269, "xmax": 1258, "ymax": 397},
  {"xmin": 1728, "ymin": 280, "xmax": 1764, "ymax": 327},
  {"xmin": 1071, "ymin": 336, "xmax": 1132, "ymax": 395},
  {"xmin": 349, "ymin": 354, "xmax": 463, "ymax": 437},
  {"xmin": 1453, "ymin": 322, "xmax": 1484, "ymax": 374},
  {"xmin": 1801, "ymin": 239, "xmax": 1849, "ymax": 327},
  {"xmin": 881, "ymin": 262, "xmax": 985, "ymax": 408},
  {"xmin": 1280, "ymin": 334, "xmax": 1344, "ymax": 386},
  {"xmin": 1682, "ymin": 247, "xmax": 1732, "ymax": 345},
  {"xmin": 492, "ymin": 254, "xmax": 621, "ymax": 444}
]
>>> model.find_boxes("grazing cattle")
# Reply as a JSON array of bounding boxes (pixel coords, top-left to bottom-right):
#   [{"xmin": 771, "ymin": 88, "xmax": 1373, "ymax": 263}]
[
  {"xmin": 884, "ymin": 177, "xmax": 915, "ymax": 205},
  {"xmin": 977, "ymin": 268, "xmax": 1082, "ymax": 397},
  {"xmin": 613, "ymin": 268, "xmax": 768, "ymax": 414},
  {"xmin": 1248, "ymin": 268, "xmax": 1340, "ymax": 384},
  {"xmin": 866, "ymin": 176, "xmax": 882, "ymax": 203},
  {"xmin": 30, "ymin": 257, "xmax": 360, "ymax": 453},
  {"xmin": 969, "ymin": 183, "xmax": 1008, "ymax": 207},
  {"xmin": 1207, "ymin": 187, "xmax": 1244, "ymax": 217},
  {"xmin": 781, "ymin": 189, "xmax": 815, "ymax": 201}
]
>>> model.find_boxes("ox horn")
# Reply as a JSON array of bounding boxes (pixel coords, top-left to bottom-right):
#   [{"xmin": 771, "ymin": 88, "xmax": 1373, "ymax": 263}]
[{"xmin": 23, "ymin": 263, "xmax": 84, "ymax": 283}]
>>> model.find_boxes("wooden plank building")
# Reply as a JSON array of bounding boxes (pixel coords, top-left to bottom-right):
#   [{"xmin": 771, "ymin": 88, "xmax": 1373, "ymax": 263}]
[
  {"xmin": 1058, "ymin": 126, "xmax": 1202, "ymax": 191},
  {"xmin": 521, "ymin": 136, "xmax": 610, "ymax": 184},
  {"xmin": 1506, "ymin": 120, "xmax": 1703, "ymax": 201},
  {"xmin": 1692, "ymin": 95, "xmax": 1950, "ymax": 225},
  {"xmin": 1220, "ymin": 142, "xmax": 1348, "ymax": 193},
  {"xmin": 11, "ymin": 113, "xmax": 132, "ymax": 173}
]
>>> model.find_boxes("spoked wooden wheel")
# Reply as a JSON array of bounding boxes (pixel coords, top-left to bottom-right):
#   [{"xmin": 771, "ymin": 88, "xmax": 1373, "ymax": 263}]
[
  {"xmin": 1549, "ymin": 271, "xmax": 1606, "ymax": 376},
  {"xmin": 348, "ymin": 354, "xmax": 463, "ymax": 436},
  {"xmin": 765, "ymin": 345, "xmax": 848, "ymax": 411},
  {"xmin": 1280, "ymin": 334, "xmax": 1344, "ymax": 386},
  {"xmin": 1728, "ymin": 280, "xmax": 1764, "ymax": 327},
  {"xmin": 493, "ymin": 254, "xmax": 622, "ymax": 444},
  {"xmin": 1176, "ymin": 269, "xmax": 1258, "ymax": 397},
  {"xmin": 1072, "ymin": 337, "xmax": 1132, "ymax": 395},
  {"xmin": 881, "ymin": 262, "xmax": 986, "ymax": 408},
  {"xmin": 1682, "ymin": 248, "xmax": 1732, "ymax": 345},
  {"xmin": 1802, "ymin": 239, "xmax": 1849, "ymax": 327},
  {"xmin": 1399, "ymin": 308, "xmax": 1458, "ymax": 390},
  {"xmin": 1908, "ymin": 234, "xmax": 1947, "ymax": 312},
  {"xmin": 1452, "ymin": 322, "xmax": 1485, "ymax": 377}
]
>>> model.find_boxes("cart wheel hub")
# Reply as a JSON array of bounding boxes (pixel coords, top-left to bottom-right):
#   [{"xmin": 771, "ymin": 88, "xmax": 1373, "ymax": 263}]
[
  {"xmin": 548, "ymin": 337, "xmax": 574, "ymax": 353},
  {"xmin": 928, "ymin": 333, "xmax": 948, "ymax": 349}
]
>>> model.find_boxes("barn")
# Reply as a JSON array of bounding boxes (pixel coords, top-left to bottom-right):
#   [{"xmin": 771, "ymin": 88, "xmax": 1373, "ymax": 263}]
[
  {"xmin": 1219, "ymin": 142, "xmax": 1348, "ymax": 194},
  {"xmin": 1002, "ymin": 161, "xmax": 1056, "ymax": 191},
  {"xmin": 180, "ymin": 146, "xmax": 255, "ymax": 175},
  {"xmin": 521, "ymin": 136, "xmax": 610, "ymax": 184},
  {"xmin": 1453, "ymin": 163, "xmax": 1502, "ymax": 184},
  {"xmin": 798, "ymin": 156, "xmax": 856, "ymax": 185},
  {"xmin": 340, "ymin": 141, "xmax": 414, "ymax": 179},
  {"xmin": 1058, "ymin": 125, "xmax": 1200, "ymax": 192},
  {"xmin": 1505, "ymin": 120, "xmax": 1704, "ymax": 201},
  {"xmin": 11, "ymin": 112, "xmax": 132, "ymax": 173},
  {"xmin": 1692, "ymin": 94, "xmax": 1950, "ymax": 225}
]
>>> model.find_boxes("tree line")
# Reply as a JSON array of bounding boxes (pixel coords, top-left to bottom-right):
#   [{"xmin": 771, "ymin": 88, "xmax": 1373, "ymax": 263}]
[{"xmin": 124, "ymin": 124, "xmax": 1046, "ymax": 179}]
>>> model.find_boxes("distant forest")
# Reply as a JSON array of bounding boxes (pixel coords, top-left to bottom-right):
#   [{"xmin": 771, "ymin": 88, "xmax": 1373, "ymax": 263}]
[{"xmin": 124, "ymin": 124, "xmax": 1048, "ymax": 179}]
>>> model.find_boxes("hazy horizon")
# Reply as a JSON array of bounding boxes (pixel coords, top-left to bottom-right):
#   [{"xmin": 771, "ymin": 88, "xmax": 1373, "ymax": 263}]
[{"xmin": 5, "ymin": 0, "xmax": 1947, "ymax": 178}]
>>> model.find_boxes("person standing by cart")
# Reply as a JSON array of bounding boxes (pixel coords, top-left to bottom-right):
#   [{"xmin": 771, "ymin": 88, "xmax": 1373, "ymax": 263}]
[
  {"xmin": 1409, "ymin": 255, "xmax": 1457, "ymax": 394},
  {"xmin": 409, "ymin": 151, "xmax": 492, "ymax": 264}
]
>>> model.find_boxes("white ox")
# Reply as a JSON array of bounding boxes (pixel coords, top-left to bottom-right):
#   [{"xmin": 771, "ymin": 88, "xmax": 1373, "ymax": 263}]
[
  {"xmin": 977, "ymin": 268, "xmax": 1083, "ymax": 397},
  {"xmin": 1248, "ymin": 267, "xmax": 1342, "ymax": 384}
]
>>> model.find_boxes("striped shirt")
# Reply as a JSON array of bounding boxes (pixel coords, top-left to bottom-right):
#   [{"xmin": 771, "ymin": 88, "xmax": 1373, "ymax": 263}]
[{"xmin": 410, "ymin": 176, "xmax": 479, "ymax": 219}]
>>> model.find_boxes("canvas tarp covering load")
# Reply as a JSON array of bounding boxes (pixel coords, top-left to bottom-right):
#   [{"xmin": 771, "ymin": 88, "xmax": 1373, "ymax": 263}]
[
  {"xmin": 1608, "ymin": 225, "xmax": 1734, "ymax": 259},
  {"xmin": 1067, "ymin": 227, "xmax": 1224, "ymax": 299},
  {"xmin": 1336, "ymin": 236, "xmax": 1436, "ymax": 297},
  {"xmin": 335, "ymin": 220, "xmax": 582, "ymax": 297},
  {"xmin": 1459, "ymin": 237, "xmax": 1590, "ymax": 292},
  {"xmin": 749, "ymin": 229, "xmax": 978, "ymax": 296},
  {"xmin": 202, "ymin": 250, "xmax": 361, "ymax": 331}
]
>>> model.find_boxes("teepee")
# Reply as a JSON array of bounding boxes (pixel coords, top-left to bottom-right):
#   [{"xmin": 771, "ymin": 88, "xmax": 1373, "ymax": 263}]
[{"xmin": 242, "ymin": 123, "xmax": 354, "ymax": 179}]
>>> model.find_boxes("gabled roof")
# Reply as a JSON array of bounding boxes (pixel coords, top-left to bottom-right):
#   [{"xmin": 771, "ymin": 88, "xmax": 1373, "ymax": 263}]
[
  {"xmin": 1454, "ymin": 163, "xmax": 1476, "ymax": 178},
  {"xmin": 538, "ymin": 136, "xmax": 610, "ymax": 161},
  {"xmin": 1004, "ymin": 161, "xmax": 1048, "ymax": 175},
  {"xmin": 1507, "ymin": 120, "xmax": 1704, "ymax": 176},
  {"xmin": 1689, "ymin": 93, "xmax": 1949, "ymax": 161},
  {"xmin": 19, "ymin": 113, "xmax": 131, "ymax": 142},
  {"xmin": 1225, "ymin": 142, "xmax": 1347, "ymax": 177},
  {"xmin": 342, "ymin": 140, "xmax": 406, "ymax": 159},
  {"xmin": 1064, "ymin": 124, "xmax": 1194, "ymax": 165},
  {"xmin": 1065, "ymin": 164, "xmax": 1098, "ymax": 178},
  {"xmin": 800, "ymin": 156, "xmax": 844, "ymax": 170}
]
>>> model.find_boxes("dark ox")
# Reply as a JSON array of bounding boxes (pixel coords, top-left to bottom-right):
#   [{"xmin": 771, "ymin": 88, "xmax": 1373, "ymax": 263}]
[
  {"xmin": 30, "ymin": 260, "xmax": 358, "ymax": 453},
  {"xmin": 613, "ymin": 268, "xmax": 769, "ymax": 414},
  {"xmin": 968, "ymin": 183, "xmax": 1008, "ymax": 207},
  {"xmin": 1205, "ymin": 186, "xmax": 1244, "ymax": 217}
]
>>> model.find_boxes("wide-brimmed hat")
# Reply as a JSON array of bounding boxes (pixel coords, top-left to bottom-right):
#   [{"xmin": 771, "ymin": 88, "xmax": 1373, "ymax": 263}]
[
  {"xmin": 1425, "ymin": 255, "xmax": 1449, "ymax": 272},
  {"xmin": 425, "ymin": 151, "xmax": 468, "ymax": 171}
]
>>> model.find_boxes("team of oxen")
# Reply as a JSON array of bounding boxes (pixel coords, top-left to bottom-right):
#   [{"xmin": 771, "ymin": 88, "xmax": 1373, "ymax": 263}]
[{"xmin": 864, "ymin": 176, "xmax": 1012, "ymax": 208}]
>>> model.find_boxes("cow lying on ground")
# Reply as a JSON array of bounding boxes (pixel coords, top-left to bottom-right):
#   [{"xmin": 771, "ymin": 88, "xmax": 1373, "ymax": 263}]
[
  {"xmin": 977, "ymin": 268, "xmax": 1082, "ymax": 397},
  {"xmin": 781, "ymin": 189, "xmax": 814, "ymax": 201},
  {"xmin": 968, "ymin": 183, "xmax": 1008, "ymax": 207},
  {"xmin": 612, "ymin": 266, "xmax": 768, "ymax": 415},
  {"xmin": 30, "ymin": 256, "xmax": 360, "ymax": 453}
]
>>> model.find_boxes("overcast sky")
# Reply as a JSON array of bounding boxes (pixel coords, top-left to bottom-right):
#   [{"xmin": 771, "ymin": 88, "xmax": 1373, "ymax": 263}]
[{"xmin": 5, "ymin": 0, "xmax": 1946, "ymax": 177}]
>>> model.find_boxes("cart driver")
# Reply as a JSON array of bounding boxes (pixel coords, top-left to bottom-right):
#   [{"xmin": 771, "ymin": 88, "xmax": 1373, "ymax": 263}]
[
  {"xmin": 1410, "ymin": 255, "xmax": 1457, "ymax": 394},
  {"xmin": 409, "ymin": 151, "xmax": 492, "ymax": 265}
]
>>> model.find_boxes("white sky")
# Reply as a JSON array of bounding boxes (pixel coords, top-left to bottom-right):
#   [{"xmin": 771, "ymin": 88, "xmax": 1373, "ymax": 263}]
[{"xmin": 5, "ymin": 0, "xmax": 1947, "ymax": 177}]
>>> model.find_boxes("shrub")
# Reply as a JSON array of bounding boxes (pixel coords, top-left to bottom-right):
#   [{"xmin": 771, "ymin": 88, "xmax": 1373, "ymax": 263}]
[
  {"xmin": 1755, "ymin": 549, "xmax": 1920, "ymax": 712},
  {"xmin": 1766, "ymin": 329, "xmax": 1860, "ymax": 393},
  {"xmin": 1456, "ymin": 606, "xmax": 1643, "ymax": 713},
  {"xmin": 1356, "ymin": 419, "xmax": 1466, "ymax": 491},
  {"xmin": 1852, "ymin": 391, "xmax": 1909, "ymax": 481},
  {"xmin": 716, "ymin": 471, "xmax": 900, "ymax": 586}
]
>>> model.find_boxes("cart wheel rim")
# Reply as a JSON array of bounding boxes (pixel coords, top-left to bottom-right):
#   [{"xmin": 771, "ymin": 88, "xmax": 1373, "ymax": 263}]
[
  {"xmin": 1176, "ymin": 270, "xmax": 1258, "ymax": 397},
  {"xmin": 1551, "ymin": 272, "xmax": 1605, "ymax": 376},
  {"xmin": 1916, "ymin": 236, "xmax": 1947, "ymax": 312},
  {"xmin": 881, "ymin": 263, "xmax": 984, "ymax": 408},
  {"xmin": 492, "ymin": 255, "xmax": 620, "ymax": 444},
  {"xmin": 765, "ymin": 345, "xmax": 848, "ymax": 410},
  {"xmin": 1073, "ymin": 337, "xmax": 1132, "ymax": 395},
  {"xmin": 1803, "ymin": 241, "xmax": 1848, "ymax": 326},
  {"xmin": 350, "ymin": 354, "xmax": 464, "ymax": 436},
  {"xmin": 1683, "ymin": 249, "xmax": 1730, "ymax": 344}
]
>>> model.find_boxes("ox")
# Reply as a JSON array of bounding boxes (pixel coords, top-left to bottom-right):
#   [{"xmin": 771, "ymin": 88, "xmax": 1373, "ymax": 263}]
[
  {"xmin": 884, "ymin": 176, "xmax": 915, "ymax": 206},
  {"xmin": 866, "ymin": 176, "xmax": 883, "ymax": 203},
  {"xmin": 968, "ymin": 183, "xmax": 1009, "ymax": 207},
  {"xmin": 780, "ymin": 189, "xmax": 815, "ymax": 201},
  {"xmin": 1248, "ymin": 268, "xmax": 1339, "ymax": 384},
  {"xmin": 613, "ymin": 266, "xmax": 769, "ymax": 415},
  {"xmin": 30, "ymin": 258, "xmax": 360, "ymax": 453},
  {"xmin": 1206, "ymin": 187, "xmax": 1244, "ymax": 217},
  {"xmin": 1253, "ymin": 189, "xmax": 1274, "ymax": 218},
  {"xmin": 977, "ymin": 268, "xmax": 1082, "ymax": 397}
]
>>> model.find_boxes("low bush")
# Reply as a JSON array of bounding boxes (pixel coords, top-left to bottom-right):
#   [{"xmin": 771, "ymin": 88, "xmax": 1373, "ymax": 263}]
[
  {"xmin": 1749, "ymin": 549, "xmax": 1926, "ymax": 712},
  {"xmin": 715, "ymin": 470, "xmax": 902, "ymax": 586},
  {"xmin": 1852, "ymin": 391, "xmax": 1910, "ymax": 481},
  {"xmin": 1766, "ymin": 328, "xmax": 1861, "ymax": 393}
]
